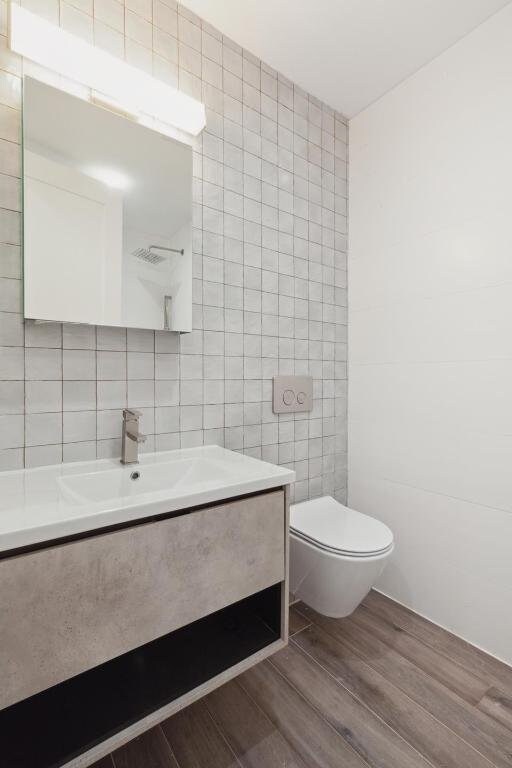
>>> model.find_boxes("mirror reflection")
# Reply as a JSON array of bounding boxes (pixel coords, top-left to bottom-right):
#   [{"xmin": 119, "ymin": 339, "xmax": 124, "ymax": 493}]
[{"xmin": 23, "ymin": 77, "xmax": 192, "ymax": 332}]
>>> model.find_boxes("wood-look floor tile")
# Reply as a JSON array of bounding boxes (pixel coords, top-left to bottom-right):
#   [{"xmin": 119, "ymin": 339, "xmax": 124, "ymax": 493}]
[
  {"xmin": 296, "ymin": 603, "xmax": 512, "ymax": 768},
  {"xmin": 289, "ymin": 606, "xmax": 310, "ymax": 636},
  {"xmin": 161, "ymin": 699, "xmax": 240, "ymax": 768},
  {"xmin": 205, "ymin": 678, "xmax": 309, "ymax": 768},
  {"xmin": 293, "ymin": 623, "xmax": 494, "ymax": 768},
  {"xmin": 112, "ymin": 727, "xmax": 179, "ymax": 768},
  {"xmin": 271, "ymin": 642, "xmax": 432, "ymax": 768},
  {"xmin": 478, "ymin": 688, "xmax": 512, "ymax": 732},
  {"xmin": 350, "ymin": 605, "xmax": 489, "ymax": 705},
  {"xmin": 239, "ymin": 660, "xmax": 369, "ymax": 768},
  {"xmin": 363, "ymin": 591, "xmax": 512, "ymax": 697},
  {"xmin": 98, "ymin": 592, "xmax": 512, "ymax": 768}
]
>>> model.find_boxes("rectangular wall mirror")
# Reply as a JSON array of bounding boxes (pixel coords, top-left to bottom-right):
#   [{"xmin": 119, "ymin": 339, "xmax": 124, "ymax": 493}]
[{"xmin": 22, "ymin": 77, "xmax": 193, "ymax": 332}]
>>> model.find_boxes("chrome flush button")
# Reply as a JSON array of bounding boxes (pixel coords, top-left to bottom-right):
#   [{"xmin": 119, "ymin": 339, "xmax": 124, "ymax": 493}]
[{"xmin": 283, "ymin": 389, "xmax": 295, "ymax": 406}]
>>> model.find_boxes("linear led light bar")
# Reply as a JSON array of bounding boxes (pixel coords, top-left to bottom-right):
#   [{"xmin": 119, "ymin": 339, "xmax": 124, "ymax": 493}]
[{"xmin": 9, "ymin": 3, "xmax": 206, "ymax": 136}]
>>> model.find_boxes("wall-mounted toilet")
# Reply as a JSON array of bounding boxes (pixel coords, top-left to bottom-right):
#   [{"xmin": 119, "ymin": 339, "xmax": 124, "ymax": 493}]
[{"xmin": 289, "ymin": 495, "xmax": 394, "ymax": 618}]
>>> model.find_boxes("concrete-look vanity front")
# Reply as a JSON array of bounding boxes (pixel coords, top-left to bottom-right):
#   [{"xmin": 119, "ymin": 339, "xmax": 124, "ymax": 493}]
[{"xmin": 0, "ymin": 446, "xmax": 294, "ymax": 768}]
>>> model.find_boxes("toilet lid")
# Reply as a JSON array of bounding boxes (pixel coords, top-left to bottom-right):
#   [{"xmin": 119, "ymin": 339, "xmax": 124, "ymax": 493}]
[{"xmin": 290, "ymin": 496, "xmax": 393, "ymax": 556}]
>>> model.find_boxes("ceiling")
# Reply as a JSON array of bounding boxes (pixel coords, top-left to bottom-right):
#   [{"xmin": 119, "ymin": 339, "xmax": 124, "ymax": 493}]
[{"xmin": 182, "ymin": 0, "xmax": 511, "ymax": 117}]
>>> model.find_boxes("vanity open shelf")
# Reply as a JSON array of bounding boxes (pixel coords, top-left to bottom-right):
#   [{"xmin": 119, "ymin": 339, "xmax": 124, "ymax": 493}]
[{"xmin": 1, "ymin": 584, "xmax": 282, "ymax": 768}]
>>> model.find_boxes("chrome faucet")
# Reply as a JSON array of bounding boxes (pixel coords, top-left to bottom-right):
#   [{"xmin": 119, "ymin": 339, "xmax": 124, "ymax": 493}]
[{"xmin": 121, "ymin": 409, "xmax": 146, "ymax": 464}]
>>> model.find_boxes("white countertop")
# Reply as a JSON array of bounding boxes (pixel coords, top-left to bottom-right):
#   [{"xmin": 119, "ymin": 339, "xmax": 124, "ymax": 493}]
[{"xmin": 0, "ymin": 446, "xmax": 295, "ymax": 554}]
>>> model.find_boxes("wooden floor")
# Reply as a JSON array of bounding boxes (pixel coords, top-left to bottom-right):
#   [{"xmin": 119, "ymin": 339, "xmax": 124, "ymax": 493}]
[{"xmin": 94, "ymin": 590, "xmax": 512, "ymax": 768}]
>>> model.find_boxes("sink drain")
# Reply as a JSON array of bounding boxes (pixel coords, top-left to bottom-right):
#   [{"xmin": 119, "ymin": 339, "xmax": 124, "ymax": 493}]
[{"xmin": 130, "ymin": 471, "xmax": 140, "ymax": 481}]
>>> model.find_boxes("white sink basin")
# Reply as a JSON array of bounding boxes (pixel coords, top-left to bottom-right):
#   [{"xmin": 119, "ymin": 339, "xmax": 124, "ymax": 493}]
[
  {"xmin": 0, "ymin": 445, "xmax": 296, "ymax": 553},
  {"xmin": 60, "ymin": 457, "xmax": 238, "ymax": 504}
]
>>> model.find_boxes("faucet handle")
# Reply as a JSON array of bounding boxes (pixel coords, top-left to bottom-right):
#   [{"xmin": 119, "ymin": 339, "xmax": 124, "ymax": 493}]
[{"xmin": 123, "ymin": 408, "xmax": 142, "ymax": 420}]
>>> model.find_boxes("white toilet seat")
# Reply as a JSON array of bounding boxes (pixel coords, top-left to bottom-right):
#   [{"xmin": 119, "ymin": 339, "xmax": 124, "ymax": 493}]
[
  {"xmin": 290, "ymin": 528, "xmax": 394, "ymax": 558},
  {"xmin": 290, "ymin": 495, "xmax": 393, "ymax": 558}
]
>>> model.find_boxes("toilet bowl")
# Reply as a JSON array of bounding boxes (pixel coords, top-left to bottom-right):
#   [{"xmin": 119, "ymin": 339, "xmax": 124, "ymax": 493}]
[{"xmin": 289, "ymin": 495, "xmax": 394, "ymax": 618}]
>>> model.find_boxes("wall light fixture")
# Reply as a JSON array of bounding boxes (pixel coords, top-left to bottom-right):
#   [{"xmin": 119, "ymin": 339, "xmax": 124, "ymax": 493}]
[{"xmin": 9, "ymin": 3, "xmax": 206, "ymax": 137}]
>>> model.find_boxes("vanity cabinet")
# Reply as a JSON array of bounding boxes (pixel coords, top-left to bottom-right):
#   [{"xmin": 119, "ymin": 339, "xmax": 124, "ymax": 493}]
[{"xmin": 0, "ymin": 487, "xmax": 290, "ymax": 768}]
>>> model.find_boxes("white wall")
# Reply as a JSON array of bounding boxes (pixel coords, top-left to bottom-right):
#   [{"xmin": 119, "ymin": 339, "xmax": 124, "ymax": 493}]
[{"xmin": 349, "ymin": 3, "xmax": 512, "ymax": 663}]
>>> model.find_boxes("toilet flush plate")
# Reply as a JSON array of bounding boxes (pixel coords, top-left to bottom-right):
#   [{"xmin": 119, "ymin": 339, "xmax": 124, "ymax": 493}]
[{"xmin": 273, "ymin": 376, "xmax": 313, "ymax": 414}]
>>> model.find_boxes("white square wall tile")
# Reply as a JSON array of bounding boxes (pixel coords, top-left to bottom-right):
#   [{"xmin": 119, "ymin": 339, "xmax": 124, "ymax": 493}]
[
  {"xmin": 25, "ymin": 348, "xmax": 61, "ymax": 381},
  {"xmin": 127, "ymin": 352, "xmax": 154, "ymax": 379},
  {"xmin": 129, "ymin": 379, "xmax": 155, "ymax": 407},
  {"xmin": 25, "ymin": 444, "xmax": 62, "ymax": 468},
  {"xmin": 97, "ymin": 380, "xmax": 127, "ymax": 410},
  {"xmin": 63, "ymin": 381, "xmax": 96, "ymax": 412},
  {"xmin": 97, "ymin": 351, "xmax": 126, "ymax": 380},
  {"xmin": 180, "ymin": 405, "xmax": 202, "ymax": 431},
  {"xmin": 63, "ymin": 350, "xmax": 96, "ymax": 381},
  {"xmin": 25, "ymin": 412, "xmax": 62, "ymax": 447},
  {"xmin": 155, "ymin": 406, "xmax": 179, "ymax": 433},
  {"xmin": 0, "ymin": 381, "xmax": 23, "ymax": 414},
  {"xmin": 25, "ymin": 381, "xmax": 61, "ymax": 413},
  {"xmin": 155, "ymin": 379, "xmax": 179, "ymax": 406},
  {"xmin": 94, "ymin": 0, "xmax": 124, "ymax": 32},
  {"xmin": 63, "ymin": 411, "xmax": 96, "ymax": 443},
  {"xmin": 0, "ymin": 414, "xmax": 24, "ymax": 449},
  {"xmin": 96, "ymin": 326, "xmax": 127, "ymax": 351},
  {"xmin": 63, "ymin": 441, "xmax": 97, "ymax": 463}
]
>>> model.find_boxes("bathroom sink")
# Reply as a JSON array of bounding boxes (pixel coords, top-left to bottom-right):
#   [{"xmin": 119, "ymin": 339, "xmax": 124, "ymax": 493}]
[
  {"xmin": 0, "ymin": 445, "xmax": 295, "ymax": 553},
  {"xmin": 59, "ymin": 457, "xmax": 238, "ymax": 504}
]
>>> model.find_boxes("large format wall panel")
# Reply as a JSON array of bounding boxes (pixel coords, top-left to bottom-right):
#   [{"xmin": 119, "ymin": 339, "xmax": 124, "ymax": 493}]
[{"xmin": 349, "ymin": 4, "xmax": 512, "ymax": 663}]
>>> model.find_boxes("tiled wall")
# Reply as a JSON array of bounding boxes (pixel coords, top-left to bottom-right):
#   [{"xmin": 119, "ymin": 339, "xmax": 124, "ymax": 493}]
[{"xmin": 0, "ymin": 0, "xmax": 348, "ymax": 503}]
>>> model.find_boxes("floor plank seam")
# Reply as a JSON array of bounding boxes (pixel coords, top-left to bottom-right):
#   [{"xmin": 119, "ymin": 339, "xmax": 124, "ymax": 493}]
[
  {"xmin": 204, "ymin": 702, "xmax": 245, "ymax": 768},
  {"xmin": 264, "ymin": 655, "xmax": 374, "ymax": 768},
  {"xmin": 292, "ymin": 603, "xmax": 310, "ymax": 622},
  {"xmin": 233, "ymin": 674, "xmax": 314, "ymax": 767},
  {"xmin": 157, "ymin": 724, "xmax": 183, "ymax": 768},
  {"xmin": 289, "ymin": 623, "xmax": 311, "ymax": 638},
  {"xmin": 288, "ymin": 637, "xmax": 438, "ymax": 768}
]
